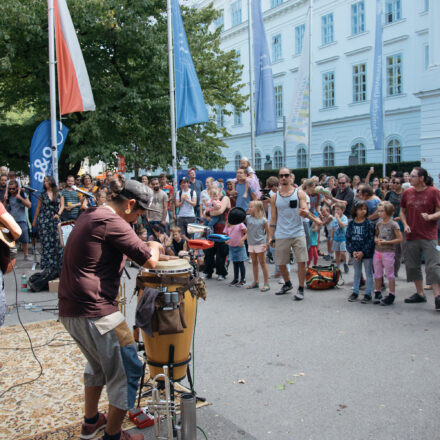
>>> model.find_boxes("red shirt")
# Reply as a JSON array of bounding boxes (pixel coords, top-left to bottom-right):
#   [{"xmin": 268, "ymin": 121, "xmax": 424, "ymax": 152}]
[
  {"xmin": 58, "ymin": 206, "xmax": 151, "ymax": 318},
  {"xmin": 162, "ymin": 184, "xmax": 174, "ymax": 210},
  {"xmin": 400, "ymin": 186, "xmax": 440, "ymax": 240}
]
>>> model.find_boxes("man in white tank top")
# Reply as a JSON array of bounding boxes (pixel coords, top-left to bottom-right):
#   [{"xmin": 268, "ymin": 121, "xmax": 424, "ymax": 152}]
[{"xmin": 269, "ymin": 168, "xmax": 322, "ymax": 299}]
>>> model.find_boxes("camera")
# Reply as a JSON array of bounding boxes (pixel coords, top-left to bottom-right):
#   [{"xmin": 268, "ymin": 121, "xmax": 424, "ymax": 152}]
[
  {"xmin": 260, "ymin": 189, "xmax": 271, "ymax": 200},
  {"xmin": 289, "ymin": 199, "xmax": 298, "ymax": 209}
]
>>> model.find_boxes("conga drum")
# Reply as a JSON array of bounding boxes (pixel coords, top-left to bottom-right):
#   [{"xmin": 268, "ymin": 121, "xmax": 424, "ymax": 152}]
[{"xmin": 137, "ymin": 259, "xmax": 196, "ymax": 381}]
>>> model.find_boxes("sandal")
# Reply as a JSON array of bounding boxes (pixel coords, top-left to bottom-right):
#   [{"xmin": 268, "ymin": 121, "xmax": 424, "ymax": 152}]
[
  {"xmin": 260, "ymin": 284, "xmax": 270, "ymax": 292},
  {"xmin": 246, "ymin": 282, "xmax": 259, "ymax": 289}
]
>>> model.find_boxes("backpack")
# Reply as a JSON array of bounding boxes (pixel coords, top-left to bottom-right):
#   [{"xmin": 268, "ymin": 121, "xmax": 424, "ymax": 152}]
[
  {"xmin": 28, "ymin": 268, "xmax": 59, "ymax": 292},
  {"xmin": 305, "ymin": 264, "xmax": 341, "ymax": 290}
]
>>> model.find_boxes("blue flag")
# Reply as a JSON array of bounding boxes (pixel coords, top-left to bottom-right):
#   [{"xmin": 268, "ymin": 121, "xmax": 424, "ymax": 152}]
[
  {"xmin": 172, "ymin": 0, "xmax": 209, "ymax": 128},
  {"xmin": 252, "ymin": 0, "xmax": 277, "ymax": 136},
  {"xmin": 29, "ymin": 120, "xmax": 68, "ymax": 219},
  {"xmin": 370, "ymin": 0, "xmax": 383, "ymax": 150}
]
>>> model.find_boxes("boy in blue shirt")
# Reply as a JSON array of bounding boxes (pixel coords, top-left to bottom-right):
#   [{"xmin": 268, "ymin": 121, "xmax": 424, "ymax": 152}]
[{"xmin": 330, "ymin": 202, "xmax": 349, "ymax": 273}]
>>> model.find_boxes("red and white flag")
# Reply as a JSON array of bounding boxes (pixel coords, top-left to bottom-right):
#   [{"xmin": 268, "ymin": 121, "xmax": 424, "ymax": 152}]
[{"xmin": 54, "ymin": 0, "xmax": 95, "ymax": 115}]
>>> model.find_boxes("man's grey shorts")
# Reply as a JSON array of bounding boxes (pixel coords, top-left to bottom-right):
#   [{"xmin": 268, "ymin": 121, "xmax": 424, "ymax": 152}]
[
  {"xmin": 275, "ymin": 235, "xmax": 308, "ymax": 265},
  {"xmin": 404, "ymin": 239, "xmax": 440, "ymax": 284},
  {"xmin": 60, "ymin": 316, "xmax": 143, "ymax": 410}
]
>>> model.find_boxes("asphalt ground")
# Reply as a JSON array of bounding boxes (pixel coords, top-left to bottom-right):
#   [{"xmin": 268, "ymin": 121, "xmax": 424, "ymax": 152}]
[{"xmin": 3, "ymin": 249, "xmax": 440, "ymax": 440}]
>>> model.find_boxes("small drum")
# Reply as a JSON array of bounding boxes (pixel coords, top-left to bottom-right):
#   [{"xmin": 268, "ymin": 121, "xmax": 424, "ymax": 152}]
[{"xmin": 137, "ymin": 259, "xmax": 196, "ymax": 381}]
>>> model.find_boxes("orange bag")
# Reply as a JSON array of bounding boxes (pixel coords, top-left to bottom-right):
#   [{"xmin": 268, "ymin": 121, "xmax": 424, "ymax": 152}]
[{"xmin": 306, "ymin": 265, "xmax": 341, "ymax": 290}]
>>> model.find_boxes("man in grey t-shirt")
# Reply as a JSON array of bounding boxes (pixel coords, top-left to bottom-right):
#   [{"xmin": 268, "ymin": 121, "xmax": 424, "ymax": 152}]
[{"xmin": 176, "ymin": 177, "xmax": 197, "ymax": 238}]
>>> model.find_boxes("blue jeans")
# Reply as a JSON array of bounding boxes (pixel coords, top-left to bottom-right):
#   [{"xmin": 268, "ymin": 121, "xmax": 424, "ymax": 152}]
[{"xmin": 353, "ymin": 258, "xmax": 373, "ymax": 296}]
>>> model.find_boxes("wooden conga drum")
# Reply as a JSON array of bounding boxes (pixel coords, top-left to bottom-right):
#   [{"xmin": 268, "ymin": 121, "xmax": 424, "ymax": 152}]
[{"xmin": 137, "ymin": 259, "xmax": 196, "ymax": 381}]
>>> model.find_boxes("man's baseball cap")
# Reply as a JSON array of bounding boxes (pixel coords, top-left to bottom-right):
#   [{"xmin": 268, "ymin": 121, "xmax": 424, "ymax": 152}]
[{"xmin": 120, "ymin": 179, "xmax": 155, "ymax": 211}]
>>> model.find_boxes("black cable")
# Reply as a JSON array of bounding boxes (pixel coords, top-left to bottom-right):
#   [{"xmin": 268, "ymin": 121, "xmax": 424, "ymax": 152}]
[
  {"xmin": 0, "ymin": 266, "xmax": 44, "ymax": 399},
  {"xmin": 0, "ymin": 331, "xmax": 74, "ymax": 350}
]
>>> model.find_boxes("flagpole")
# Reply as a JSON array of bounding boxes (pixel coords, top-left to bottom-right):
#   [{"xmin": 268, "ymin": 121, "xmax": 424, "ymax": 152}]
[
  {"xmin": 307, "ymin": 0, "xmax": 313, "ymax": 178},
  {"xmin": 381, "ymin": 19, "xmax": 386, "ymax": 179},
  {"xmin": 167, "ymin": 0, "xmax": 178, "ymax": 194},
  {"xmin": 247, "ymin": 0, "xmax": 256, "ymax": 168},
  {"xmin": 48, "ymin": 0, "xmax": 58, "ymax": 184}
]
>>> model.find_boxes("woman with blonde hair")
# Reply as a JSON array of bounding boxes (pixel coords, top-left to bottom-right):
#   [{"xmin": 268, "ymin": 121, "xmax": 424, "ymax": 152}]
[{"xmin": 245, "ymin": 200, "xmax": 270, "ymax": 292}]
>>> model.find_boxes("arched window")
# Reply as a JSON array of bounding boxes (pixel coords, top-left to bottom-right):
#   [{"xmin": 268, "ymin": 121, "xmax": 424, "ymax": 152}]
[
  {"xmin": 387, "ymin": 138, "xmax": 401, "ymax": 163},
  {"xmin": 234, "ymin": 153, "xmax": 242, "ymax": 170},
  {"xmin": 274, "ymin": 149, "xmax": 283, "ymax": 169},
  {"xmin": 323, "ymin": 143, "xmax": 335, "ymax": 167},
  {"xmin": 255, "ymin": 151, "xmax": 262, "ymax": 170},
  {"xmin": 351, "ymin": 141, "xmax": 366, "ymax": 164},
  {"xmin": 297, "ymin": 145, "xmax": 307, "ymax": 168}
]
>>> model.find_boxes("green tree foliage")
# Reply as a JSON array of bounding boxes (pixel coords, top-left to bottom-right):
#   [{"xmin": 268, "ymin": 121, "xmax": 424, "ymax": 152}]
[{"xmin": 0, "ymin": 0, "xmax": 246, "ymax": 175}]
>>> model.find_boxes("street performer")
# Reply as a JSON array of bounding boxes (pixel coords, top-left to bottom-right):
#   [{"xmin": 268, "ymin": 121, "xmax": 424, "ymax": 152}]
[{"xmin": 58, "ymin": 179, "xmax": 174, "ymax": 440}]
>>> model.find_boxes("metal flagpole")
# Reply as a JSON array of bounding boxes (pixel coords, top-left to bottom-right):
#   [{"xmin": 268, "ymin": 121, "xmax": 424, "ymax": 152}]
[
  {"xmin": 48, "ymin": 0, "xmax": 58, "ymax": 184},
  {"xmin": 307, "ymin": 0, "xmax": 312, "ymax": 178},
  {"xmin": 381, "ymin": 18, "xmax": 386, "ymax": 179},
  {"xmin": 247, "ymin": 0, "xmax": 256, "ymax": 168},
  {"xmin": 167, "ymin": 0, "xmax": 178, "ymax": 194}
]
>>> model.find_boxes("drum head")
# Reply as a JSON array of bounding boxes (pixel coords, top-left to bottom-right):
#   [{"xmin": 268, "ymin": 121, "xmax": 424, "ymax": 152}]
[{"xmin": 141, "ymin": 258, "xmax": 192, "ymax": 274}]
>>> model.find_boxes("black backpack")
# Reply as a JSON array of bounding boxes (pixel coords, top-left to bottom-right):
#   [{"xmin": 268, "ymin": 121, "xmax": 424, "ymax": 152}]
[{"xmin": 28, "ymin": 268, "xmax": 59, "ymax": 292}]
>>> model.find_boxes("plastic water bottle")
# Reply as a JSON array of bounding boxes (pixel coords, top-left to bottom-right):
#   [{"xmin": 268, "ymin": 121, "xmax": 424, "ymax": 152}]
[{"xmin": 21, "ymin": 273, "xmax": 28, "ymax": 292}]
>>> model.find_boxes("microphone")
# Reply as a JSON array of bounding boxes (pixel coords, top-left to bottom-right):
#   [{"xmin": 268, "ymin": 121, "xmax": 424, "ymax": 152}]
[
  {"xmin": 72, "ymin": 185, "xmax": 96, "ymax": 200},
  {"xmin": 23, "ymin": 185, "xmax": 38, "ymax": 193}
]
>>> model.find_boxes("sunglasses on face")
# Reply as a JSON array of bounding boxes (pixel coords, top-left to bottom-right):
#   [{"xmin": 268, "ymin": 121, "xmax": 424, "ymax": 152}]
[
  {"xmin": 278, "ymin": 173, "xmax": 290, "ymax": 178},
  {"xmin": 338, "ymin": 181, "xmax": 346, "ymax": 184}
]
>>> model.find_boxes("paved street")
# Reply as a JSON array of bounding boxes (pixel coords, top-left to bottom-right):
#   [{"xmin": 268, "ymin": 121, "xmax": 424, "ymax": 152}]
[{"xmin": 3, "ymin": 252, "xmax": 440, "ymax": 440}]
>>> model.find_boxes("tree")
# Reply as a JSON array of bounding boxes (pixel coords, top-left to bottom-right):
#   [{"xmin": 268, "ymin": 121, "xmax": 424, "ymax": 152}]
[{"xmin": 0, "ymin": 0, "xmax": 246, "ymax": 176}]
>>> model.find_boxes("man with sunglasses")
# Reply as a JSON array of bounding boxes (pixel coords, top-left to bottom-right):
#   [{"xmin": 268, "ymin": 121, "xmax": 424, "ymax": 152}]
[
  {"xmin": 334, "ymin": 174, "xmax": 354, "ymax": 218},
  {"xmin": 269, "ymin": 168, "xmax": 322, "ymax": 299}
]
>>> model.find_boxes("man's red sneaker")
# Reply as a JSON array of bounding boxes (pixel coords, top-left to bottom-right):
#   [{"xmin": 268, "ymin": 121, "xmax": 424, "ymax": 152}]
[{"xmin": 79, "ymin": 412, "xmax": 107, "ymax": 439}]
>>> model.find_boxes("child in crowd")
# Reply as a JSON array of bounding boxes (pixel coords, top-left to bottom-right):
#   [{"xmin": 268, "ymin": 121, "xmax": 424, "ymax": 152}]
[
  {"xmin": 94, "ymin": 190, "xmax": 107, "ymax": 206},
  {"xmin": 373, "ymin": 201, "xmax": 403, "ymax": 306},
  {"xmin": 307, "ymin": 219, "xmax": 320, "ymax": 268},
  {"xmin": 203, "ymin": 188, "xmax": 222, "ymax": 228},
  {"xmin": 232, "ymin": 157, "xmax": 261, "ymax": 198},
  {"xmin": 320, "ymin": 205, "xmax": 334, "ymax": 261},
  {"xmin": 137, "ymin": 226, "xmax": 148, "ymax": 242},
  {"xmin": 148, "ymin": 223, "xmax": 173, "ymax": 255},
  {"xmin": 330, "ymin": 202, "xmax": 349, "ymax": 273},
  {"xmin": 245, "ymin": 201, "xmax": 270, "ymax": 292},
  {"xmin": 346, "ymin": 201, "xmax": 375, "ymax": 303},
  {"xmin": 167, "ymin": 226, "xmax": 188, "ymax": 257},
  {"xmin": 224, "ymin": 220, "xmax": 247, "ymax": 287}
]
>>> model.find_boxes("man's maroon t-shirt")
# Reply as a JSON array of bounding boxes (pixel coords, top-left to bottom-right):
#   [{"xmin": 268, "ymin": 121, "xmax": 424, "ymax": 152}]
[
  {"xmin": 58, "ymin": 206, "xmax": 151, "ymax": 318},
  {"xmin": 400, "ymin": 186, "xmax": 440, "ymax": 241}
]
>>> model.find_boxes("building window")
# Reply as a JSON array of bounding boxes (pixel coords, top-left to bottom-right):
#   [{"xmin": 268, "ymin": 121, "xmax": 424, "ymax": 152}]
[
  {"xmin": 322, "ymin": 71, "xmax": 335, "ymax": 108},
  {"xmin": 352, "ymin": 63, "xmax": 367, "ymax": 103},
  {"xmin": 297, "ymin": 146, "xmax": 307, "ymax": 168},
  {"xmin": 386, "ymin": 53, "xmax": 402, "ymax": 96},
  {"xmin": 274, "ymin": 85, "xmax": 283, "ymax": 117},
  {"xmin": 231, "ymin": 0, "xmax": 242, "ymax": 27},
  {"xmin": 274, "ymin": 149, "xmax": 283, "ymax": 169},
  {"xmin": 385, "ymin": 0, "xmax": 401, "ymax": 24},
  {"xmin": 295, "ymin": 24, "xmax": 305, "ymax": 55},
  {"xmin": 351, "ymin": 1, "xmax": 365, "ymax": 35},
  {"xmin": 216, "ymin": 107, "xmax": 225, "ymax": 128},
  {"xmin": 272, "ymin": 34, "xmax": 282, "ymax": 62},
  {"xmin": 235, "ymin": 49, "xmax": 241, "ymax": 66},
  {"xmin": 351, "ymin": 142, "xmax": 366, "ymax": 164},
  {"xmin": 255, "ymin": 151, "xmax": 262, "ymax": 170},
  {"xmin": 234, "ymin": 108, "xmax": 242, "ymax": 126},
  {"xmin": 424, "ymin": 44, "xmax": 429, "ymax": 70},
  {"xmin": 323, "ymin": 144, "xmax": 335, "ymax": 167},
  {"xmin": 387, "ymin": 138, "xmax": 401, "ymax": 163},
  {"xmin": 214, "ymin": 10, "xmax": 224, "ymax": 30},
  {"xmin": 321, "ymin": 13, "xmax": 334, "ymax": 46},
  {"xmin": 234, "ymin": 153, "xmax": 242, "ymax": 170},
  {"xmin": 423, "ymin": 0, "xmax": 429, "ymax": 12},
  {"xmin": 271, "ymin": 0, "xmax": 283, "ymax": 8}
]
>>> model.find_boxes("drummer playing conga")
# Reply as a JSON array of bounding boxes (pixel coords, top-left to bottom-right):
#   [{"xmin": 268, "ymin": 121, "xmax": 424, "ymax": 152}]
[{"xmin": 58, "ymin": 179, "xmax": 176, "ymax": 440}]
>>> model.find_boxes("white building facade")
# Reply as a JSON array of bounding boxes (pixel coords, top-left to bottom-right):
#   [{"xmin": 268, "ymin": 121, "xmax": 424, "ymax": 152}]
[{"xmin": 195, "ymin": 0, "xmax": 439, "ymax": 175}]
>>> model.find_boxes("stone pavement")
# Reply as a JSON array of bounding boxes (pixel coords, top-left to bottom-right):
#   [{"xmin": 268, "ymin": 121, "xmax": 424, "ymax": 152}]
[{"xmin": 3, "ymin": 249, "xmax": 440, "ymax": 439}]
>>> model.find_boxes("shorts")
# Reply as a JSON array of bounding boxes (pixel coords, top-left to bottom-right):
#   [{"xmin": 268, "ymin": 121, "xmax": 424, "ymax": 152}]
[
  {"xmin": 332, "ymin": 241, "xmax": 346, "ymax": 252},
  {"xmin": 60, "ymin": 316, "xmax": 143, "ymax": 410},
  {"xmin": 404, "ymin": 239, "xmax": 440, "ymax": 284},
  {"xmin": 17, "ymin": 221, "xmax": 30, "ymax": 244},
  {"xmin": 275, "ymin": 236, "xmax": 308, "ymax": 265},
  {"xmin": 373, "ymin": 251, "xmax": 395, "ymax": 280},
  {"xmin": 248, "ymin": 244, "xmax": 266, "ymax": 254}
]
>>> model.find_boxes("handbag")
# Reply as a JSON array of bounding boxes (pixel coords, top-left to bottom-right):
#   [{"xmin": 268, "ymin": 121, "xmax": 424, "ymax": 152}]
[{"xmin": 306, "ymin": 264, "xmax": 341, "ymax": 290}]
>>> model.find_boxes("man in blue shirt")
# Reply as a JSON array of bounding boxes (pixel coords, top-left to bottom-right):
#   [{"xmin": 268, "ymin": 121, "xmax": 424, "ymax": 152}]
[
  {"xmin": 235, "ymin": 168, "xmax": 257, "ymax": 211},
  {"xmin": 6, "ymin": 180, "xmax": 31, "ymax": 260}
]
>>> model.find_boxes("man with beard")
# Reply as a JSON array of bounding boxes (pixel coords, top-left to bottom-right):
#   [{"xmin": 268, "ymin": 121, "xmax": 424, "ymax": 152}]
[
  {"xmin": 61, "ymin": 175, "xmax": 82, "ymax": 221},
  {"xmin": 147, "ymin": 177, "xmax": 168, "ymax": 234},
  {"xmin": 0, "ymin": 174, "xmax": 7, "ymax": 203}
]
